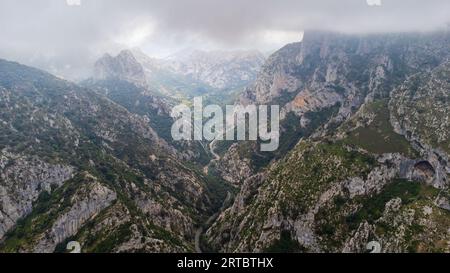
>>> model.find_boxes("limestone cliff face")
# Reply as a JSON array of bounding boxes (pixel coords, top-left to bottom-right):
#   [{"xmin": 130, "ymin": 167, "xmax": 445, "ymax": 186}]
[
  {"xmin": 242, "ymin": 31, "xmax": 449, "ymax": 113},
  {"xmin": 216, "ymin": 143, "xmax": 254, "ymax": 186},
  {"xmin": 32, "ymin": 174, "xmax": 116, "ymax": 253},
  {"xmin": 207, "ymin": 31, "xmax": 450, "ymax": 253},
  {"xmin": 208, "ymin": 141, "xmax": 449, "ymax": 253},
  {"xmin": 390, "ymin": 61, "xmax": 450, "ymax": 189},
  {"xmin": 218, "ymin": 31, "xmax": 449, "ymax": 187},
  {"xmin": 0, "ymin": 152, "xmax": 74, "ymax": 240}
]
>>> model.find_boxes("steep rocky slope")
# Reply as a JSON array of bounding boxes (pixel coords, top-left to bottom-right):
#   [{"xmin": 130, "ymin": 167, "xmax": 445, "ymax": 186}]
[
  {"xmin": 215, "ymin": 31, "xmax": 450, "ymax": 185},
  {"xmin": 206, "ymin": 31, "xmax": 450, "ymax": 253},
  {"xmin": 0, "ymin": 59, "xmax": 217, "ymax": 252},
  {"xmin": 390, "ymin": 60, "xmax": 450, "ymax": 157}
]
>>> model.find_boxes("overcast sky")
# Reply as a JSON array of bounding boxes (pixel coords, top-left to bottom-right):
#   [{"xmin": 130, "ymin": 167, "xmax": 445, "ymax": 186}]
[{"xmin": 0, "ymin": 0, "xmax": 449, "ymax": 79}]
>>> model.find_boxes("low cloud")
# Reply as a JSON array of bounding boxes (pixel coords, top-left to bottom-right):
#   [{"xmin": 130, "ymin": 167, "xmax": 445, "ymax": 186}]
[{"xmin": 0, "ymin": 0, "xmax": 448, "ymax": 79}]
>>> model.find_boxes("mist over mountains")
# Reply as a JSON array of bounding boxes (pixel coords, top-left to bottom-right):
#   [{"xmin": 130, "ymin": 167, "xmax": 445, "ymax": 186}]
[
  {"xmin": 1, "ymin": 0, "xmax": 449, "ymax": 79},
  {"xmin": 0, "ymin": 1, "xmax": 449, "ymax": 254},
  {"xmin": 92, "ymin": 48, "xmax": 265, "ymax": 93},
  {"xmin": 1, "ymin": 29, "xmax": 449, "ymax": 253}
]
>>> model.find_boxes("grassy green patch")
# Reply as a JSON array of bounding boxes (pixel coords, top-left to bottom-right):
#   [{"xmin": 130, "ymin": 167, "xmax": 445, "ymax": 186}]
[
  {"xmin": 264, "ymin": 231, "xmax": 304, "ymax": 253},
  {"xmin": 344, "ymin": 100, "xmax": 417, "ymax": 157},
  {"xmin": 346, "ymin": 179, "xmax": 437, "ymax": 230},
  {"xmin": 0, "ymin": 175, "xmax": 84, "ymax": 252},
  {"xmin": 239, "ymin": 104, "xmax": 341, "ymax": 172},
  {"xmin": 89, "ymin": 223, "xmax": 133, "ymax": 253},
  {"xmin": 277, "ymin": 141, "xmax": 376, "ymax": 217}
]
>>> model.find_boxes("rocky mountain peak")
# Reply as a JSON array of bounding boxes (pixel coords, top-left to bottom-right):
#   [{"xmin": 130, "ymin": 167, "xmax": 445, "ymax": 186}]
[{"xmin": 93, "ymin": 50, "xmax": 147, "ymax": 87}]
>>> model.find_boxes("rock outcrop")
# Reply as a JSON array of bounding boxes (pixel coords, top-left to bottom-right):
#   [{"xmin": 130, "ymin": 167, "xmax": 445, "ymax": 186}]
[
  {"xmin": 94, "ymin": 50, "xmax": 148, "ymax": 87},
  {"xmin": 0, "ymin": 152, "xmax": 74, "ymax": 239}
]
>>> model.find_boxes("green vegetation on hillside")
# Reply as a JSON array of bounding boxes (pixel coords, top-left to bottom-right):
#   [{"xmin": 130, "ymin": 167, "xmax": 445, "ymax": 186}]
[
  {"xmin": 264, "ymin": 231, "xmax": 304, "ymax": 253},
  {"xmin": 0, "ymin": 174, "xmax": 91, "ymax": 252},
  {"xmin": 277, "ymin": 141, "xmax": 376, "ymax": 217},
  {"xmin": 314, "ymin": 178, "xmax": 447, "ymax": 252},
  {"xmin": 345, "ymin": 179, "xmax": 433, "ymax": 229},
  {"xmin": 231, "ymin": 104, "xmax": 342, "ymax": 173},
  {"xmin": 344, "ymin": 100, "xmax": 417, "ymax": 157}
]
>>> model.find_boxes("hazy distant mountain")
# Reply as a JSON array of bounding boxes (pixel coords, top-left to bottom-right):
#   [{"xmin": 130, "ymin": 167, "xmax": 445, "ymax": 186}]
[
  {"xmin": 163, "ymin": 49, "xmax": 266, "ymax": 90},
  {"xmin": 93, "ymin": 48, "xmax": 265, "ymax": 101},
  {"xmin": 87, "ymin": 49, "xmax": 213, "ymax": 164},
  {"xmin": 93, "ymin": 50, "xmax": 148, "ymax": 87},
  {"xmin": 88, "ymin": 48, "xmax": 266, "ymax": 163}
]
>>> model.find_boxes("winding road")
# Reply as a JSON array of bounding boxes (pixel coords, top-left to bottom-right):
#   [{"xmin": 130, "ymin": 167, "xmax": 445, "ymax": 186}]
[
  {"xmin": 203, "ymin": 139, "xmax": 221, "ymax": 175},
  {"xmin": 197, "ymin": 113, "xmax": 236, "ymax": 252}
]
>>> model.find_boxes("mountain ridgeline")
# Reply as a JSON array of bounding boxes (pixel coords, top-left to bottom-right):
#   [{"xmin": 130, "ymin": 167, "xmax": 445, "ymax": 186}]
[
  {"xmin": 92, "ymin": 48, "xmax": 266, "ymax": 103},
  {"xmin": 0, "ymin": 30, "xmax": 449, "ymax": 253}
]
